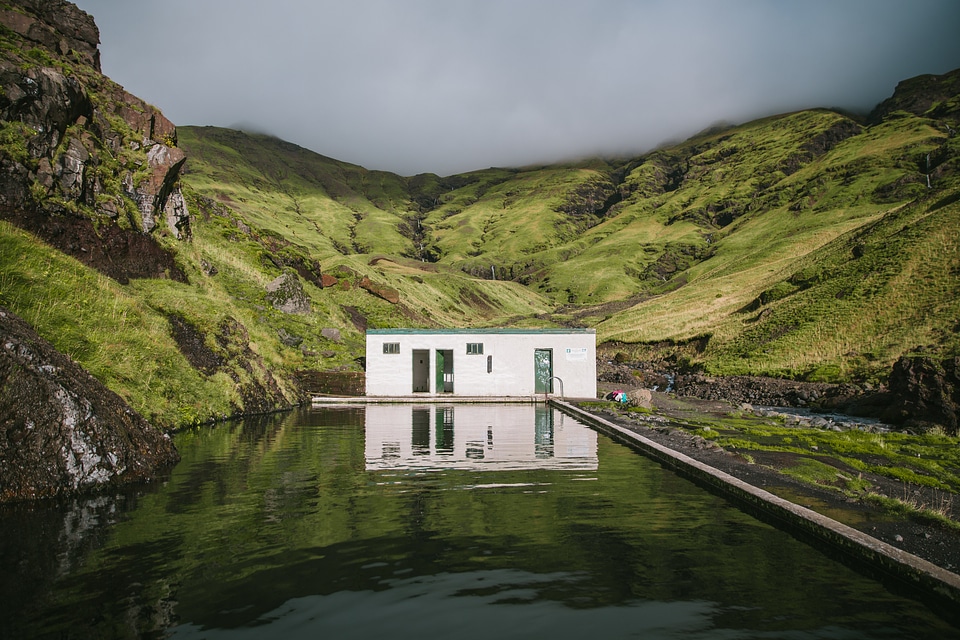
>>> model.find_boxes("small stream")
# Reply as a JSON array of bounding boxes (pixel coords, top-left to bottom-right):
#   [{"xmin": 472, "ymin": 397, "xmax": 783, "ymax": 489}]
[
  {"xmin": 754, "ymin": 404, "xmax": 894, "ymax": 432},
  {"xmin": 0, "ymin": 404, "xmax": 956, "ymax": 638}
]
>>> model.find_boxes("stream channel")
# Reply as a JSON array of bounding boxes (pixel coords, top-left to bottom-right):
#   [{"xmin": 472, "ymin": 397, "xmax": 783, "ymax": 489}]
[{"xmin": 1, "ymin": 404, "xmax": 957, "ymax": 638}]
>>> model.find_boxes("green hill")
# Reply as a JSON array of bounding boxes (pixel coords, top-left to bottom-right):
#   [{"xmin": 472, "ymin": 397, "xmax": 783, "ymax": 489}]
[
  {"xmin": 1, "ymin": 0, "xmax": 958, "ymax": 430},
  {"xmin": 176, "ymin": 84, "xmax": 960, "ymax": 384}
]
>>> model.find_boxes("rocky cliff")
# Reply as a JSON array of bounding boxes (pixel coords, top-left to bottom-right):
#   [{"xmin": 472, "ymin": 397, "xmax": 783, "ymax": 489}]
[
  {"xmin": 0, "ymin": 306, "xmax": 179, "ymax": 502},
  {"xmin": 869, "ymin": 67, "xmax": 960, "ymax": 123},
  {"xmin": 0, "ymin": 1, "xmax": 192, "ymax": 501},
  {"xmin": 0, "ymin": 0, "xmax": 190, "ymax": 283}
]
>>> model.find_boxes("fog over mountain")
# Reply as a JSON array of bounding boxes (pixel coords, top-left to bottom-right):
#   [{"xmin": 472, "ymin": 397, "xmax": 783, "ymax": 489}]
[{"xmin": 74, "ymin": 0, "xmax": 960, "ymax": 176}]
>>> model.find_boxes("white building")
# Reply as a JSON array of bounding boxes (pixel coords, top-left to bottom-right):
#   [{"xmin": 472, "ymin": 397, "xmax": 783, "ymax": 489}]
[{"xmin": 365, "ymin": 328, "xmax": 597, "ymax": 399}]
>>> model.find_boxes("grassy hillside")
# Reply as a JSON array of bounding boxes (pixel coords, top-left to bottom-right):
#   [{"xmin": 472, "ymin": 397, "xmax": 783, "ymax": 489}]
[
  {"xmin": 3, "ymin": 118, "xmax": 560, "ymax": 425},
  {"xmin": 177, "ymin": 87, "xmax": 959, "ymax": 385},
  {"xmin": 178, "ymin": 127, "xmax": 553, "ymax": 329},
  {"xmin": 179, "ymin": 127, "xmax": 414, "ymax": 259},
  {"xmin": 594, "ymin": 108, "xmax": 960, "ymax": 381}
]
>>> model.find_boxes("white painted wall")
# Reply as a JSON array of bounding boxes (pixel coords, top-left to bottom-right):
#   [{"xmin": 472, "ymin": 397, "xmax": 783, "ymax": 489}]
[{"xmin": 365, "ymin": 330, "xmax": 597, "ymax": 398}]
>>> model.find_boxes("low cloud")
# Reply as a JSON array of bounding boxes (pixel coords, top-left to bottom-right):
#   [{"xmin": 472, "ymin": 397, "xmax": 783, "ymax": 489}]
[{"xmin": 77, "ymin": 0, "xmax": 960, "ymax": 176}]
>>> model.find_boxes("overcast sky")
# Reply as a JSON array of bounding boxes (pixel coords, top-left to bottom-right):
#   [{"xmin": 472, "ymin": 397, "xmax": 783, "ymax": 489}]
[{"xmin": 73, "ymin": 0, "xmax": 960, "ymax": 176}]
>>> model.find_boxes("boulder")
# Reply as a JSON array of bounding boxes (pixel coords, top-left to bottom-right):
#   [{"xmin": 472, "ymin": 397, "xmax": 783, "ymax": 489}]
[
  {"xmin": 200, "ymin": 259, "xmax": 218, "ymax": 276},
  {"xmin": 320, "ymin": 273, "xmax": 339, "ymax": 288},
  {"xmin": 0, "ymin": 307, "xmax": 179, "ymax": 502},
  {"xmin": 321, "ymin": 328, "xmax": 341, "ymax": 343},
  {"xmin": 277, "ymin": 328, "xmax": 303, "ymax": 347},
  {"xmin": 627, "ymin": 388, "xmax": 652, "ymax": 409},
  {"xmin": 266, "ymin": 272, "xmax": 311, "ymax": 315},
  {"xmin": 886, "ymin": 354, "xmax": 960, "ymax": 434},
  {"xmin": 359, "ymin": 276, "xmax": 400, "ymax": 304}
]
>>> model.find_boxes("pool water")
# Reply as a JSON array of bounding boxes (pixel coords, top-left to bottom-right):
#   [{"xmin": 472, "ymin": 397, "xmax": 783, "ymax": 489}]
[{"xmin": 1, "ymin": 405, "xmax": 956, "ymax": 638}]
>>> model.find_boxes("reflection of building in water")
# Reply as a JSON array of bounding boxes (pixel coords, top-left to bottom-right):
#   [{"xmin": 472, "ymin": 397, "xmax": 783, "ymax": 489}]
[{"xmin": 365, "ymin": 404, "xmax": 598, "ymax": 471}]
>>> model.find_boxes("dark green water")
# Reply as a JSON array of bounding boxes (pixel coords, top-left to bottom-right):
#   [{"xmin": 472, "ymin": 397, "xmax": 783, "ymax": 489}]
[{"xmin": 1, "ymin": 405, "xmax": 956, "ymax": 639}]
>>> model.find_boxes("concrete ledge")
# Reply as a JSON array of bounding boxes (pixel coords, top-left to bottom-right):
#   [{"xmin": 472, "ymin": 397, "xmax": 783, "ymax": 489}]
[{"xmin": 552, "ymin": 399, "xmax": 960, "ymax": 615}]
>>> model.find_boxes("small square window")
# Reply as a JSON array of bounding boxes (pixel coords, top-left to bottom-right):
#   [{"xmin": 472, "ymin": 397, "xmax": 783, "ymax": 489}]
[
  {"xmin": 383, "ymin": 342, "xmax": 400, "ymax": 354},
  {"xmin": 466, "ymin": 343, "xmax": 483, "ymax": 355}
]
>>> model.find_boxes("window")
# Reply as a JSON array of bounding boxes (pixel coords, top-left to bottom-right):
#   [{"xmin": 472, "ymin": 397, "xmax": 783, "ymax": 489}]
[
  {"xmin": 383, "ymin": 342, "xmax": 400, "ymax": 354},
  {"xmin": 466, "ymin": 343, "xmax": 483, "ymax": 355}
]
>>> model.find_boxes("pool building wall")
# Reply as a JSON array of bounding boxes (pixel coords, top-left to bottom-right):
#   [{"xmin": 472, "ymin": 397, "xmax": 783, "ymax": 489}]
[{"xmin": 365, "ymin": 329, "xmax": 597, "ymax": 399}]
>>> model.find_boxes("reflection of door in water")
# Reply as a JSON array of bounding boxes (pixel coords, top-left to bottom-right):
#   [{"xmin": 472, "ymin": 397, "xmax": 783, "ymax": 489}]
[
  {"xmin": 413, "ymin": 350, "xmax": 430, "ymax": 392},
  {"xmin": 534, "ymin": 348, "xmax": 553, "ymax": 393},
  {"xmin": 534, "ymin": 406, "xmax": 554, "ymax": 459},
  {"xmin": 412, "ymin": 408, "xmax": 430, "ymax": 454},
  {"xmin": 435, "ymin": 350, "xmax": 453, "ymax": 393},
  {"xmin": 435, "ymin": 406, "xmax": 454, "ymax": 454}
]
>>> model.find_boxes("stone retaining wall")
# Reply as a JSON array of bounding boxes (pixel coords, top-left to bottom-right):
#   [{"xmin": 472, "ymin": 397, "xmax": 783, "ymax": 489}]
[{"xmin": 297, "ymin": 370, "xmax": 365, "ymax": 397}]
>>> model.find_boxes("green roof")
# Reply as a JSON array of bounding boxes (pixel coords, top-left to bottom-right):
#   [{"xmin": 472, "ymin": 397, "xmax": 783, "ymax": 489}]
[{"xmin": 367, "ymin": 328, "xmax": 595, "ymax": 335}]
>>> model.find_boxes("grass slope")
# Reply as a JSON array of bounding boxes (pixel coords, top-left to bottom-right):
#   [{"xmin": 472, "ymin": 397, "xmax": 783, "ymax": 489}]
[
  {"xmin": 175, "ymin": 93, "xmax": 960, "ymax": 385},
  {"xmin": 596, "ymin": 110, "xmax": 960, "ymax": 381}
]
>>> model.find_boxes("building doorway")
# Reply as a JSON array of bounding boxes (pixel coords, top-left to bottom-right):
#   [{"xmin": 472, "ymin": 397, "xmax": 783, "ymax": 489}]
[
  {"xmin": 435, "ymin": 349, "xmax": 454, "ymax": 393},
  {"xmin": 534, "ymin": 348, "xmax": 553, "ymax": 393},
  {"xmin": 412, "ymin": 349, "xmax": 430, "ymax": 392}
]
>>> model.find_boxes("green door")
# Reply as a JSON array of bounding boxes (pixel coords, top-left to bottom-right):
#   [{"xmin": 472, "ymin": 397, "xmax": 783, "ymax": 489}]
[
  {"xmin": 534, "ymin": 348, "xmax": 553, "ymax": 393},
  {"xmin": 435, "ymin": 349, "xmax": 453, "ymax": 393},
  {"xmin": 435, "ymin": 350, "xmax": 445, "ymax": 393}
]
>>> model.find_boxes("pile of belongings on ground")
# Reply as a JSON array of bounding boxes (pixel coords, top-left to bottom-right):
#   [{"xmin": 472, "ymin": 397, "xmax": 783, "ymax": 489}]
[{"xmin": 605, "ymin": 389, "xmax": 629, "ymax": 404}]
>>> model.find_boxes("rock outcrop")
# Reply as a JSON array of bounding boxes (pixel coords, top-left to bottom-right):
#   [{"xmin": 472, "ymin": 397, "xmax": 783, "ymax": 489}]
[
  {"xmin": 672, "ymin": 373, "xmax": 866, "ymax": 408},
  {"xmin": 321, "ymin": 328, "xmax": 341, "ymax": 343},
  {"xmin": 0, "ymin": 307, "xmax": 179, "ymax": 502},
  {"xmin": 886, "ymin": 354, "xmax": 960, "ymax": 434},
  {"xmin": 0, "ymin": 0, "xmax": 191, "ymax": 280},
  {"xmin": 266, "ymin": 272, "xmax": 312, "ymax": 314},
  {"xmin": 0, "ymin": 0, "xmax": 100, "ymax": 70},
  {"xmin": 869, "ymin": 68, "xmax": 960, "ymax": 123},
  {"xmin": 359, "ymin": 276, "xmax": 400, "ymax": 304},
  {"xmin": 320, "ymin": 273, "xmax": 339, "ymax": 288}
]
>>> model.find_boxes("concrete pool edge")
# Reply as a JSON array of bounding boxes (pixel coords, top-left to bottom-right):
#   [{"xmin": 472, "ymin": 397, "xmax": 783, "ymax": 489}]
[{"xmin": 551, "ymin": 399, "xmax": 960, "ymax": 611}]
